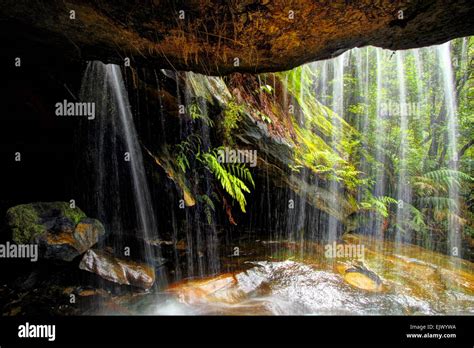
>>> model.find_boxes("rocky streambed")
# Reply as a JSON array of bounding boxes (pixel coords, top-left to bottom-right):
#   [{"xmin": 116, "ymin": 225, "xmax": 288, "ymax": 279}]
[
  {"xmin": 1, "ymin": 201, "xmax": 473, "ymax": 316},
  {"xmin": 134, "ymin": 235, "xmax": 474, "ymax": 315}
]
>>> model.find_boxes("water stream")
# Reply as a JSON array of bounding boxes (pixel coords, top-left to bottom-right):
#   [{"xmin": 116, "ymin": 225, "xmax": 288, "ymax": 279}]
[
  {"xmin": 437, "ymin": 43, "xmax": 461, "ymax": 259},
  {"xmin": 80, "ymin": 62, "xmax": 164, "ymax": 285},
  {"xmin": 79, "ymin": 39, "xmax": 472, "ymax": 315}
]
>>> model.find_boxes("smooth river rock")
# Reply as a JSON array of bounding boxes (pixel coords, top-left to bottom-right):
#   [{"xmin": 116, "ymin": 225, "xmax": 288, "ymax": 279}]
[{"xmin": 79, "ymin": 249, "xmax": 155, "ymax": 290}]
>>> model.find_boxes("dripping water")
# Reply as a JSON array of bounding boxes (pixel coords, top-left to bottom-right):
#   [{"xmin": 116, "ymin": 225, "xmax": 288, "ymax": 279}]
[
  {"xmin": 80, "ymin": 61, "xmax": 165, "ymax": 287},
  {"xmin": 437, "ymin": 42, "xmax": 461, "ymax": 258},
  {"xmin": 395, "ymin": 50, "xmax": 412, "ymax": 246}
]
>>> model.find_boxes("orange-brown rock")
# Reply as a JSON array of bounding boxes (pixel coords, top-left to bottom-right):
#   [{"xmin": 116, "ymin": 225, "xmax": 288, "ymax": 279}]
[
  {"xmin": 6, "ymin": 202, "xmax": 105, "ymax": 261},
  {"xmin": 167, "ymin": 273, "xmax": 243, "ymax": 304},
  {"xmin": 1, "ymin": 1, "xmax": 473, "ymax": 75},
  {"xmin": 35, "ymin": 217, "xmax": 105, "ymax": 261}
]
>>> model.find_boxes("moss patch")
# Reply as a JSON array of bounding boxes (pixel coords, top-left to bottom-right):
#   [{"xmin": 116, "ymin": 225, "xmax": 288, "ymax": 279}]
[{"xmin": 6, "ymin": 202, "xmax": 87, "ymax": 244}]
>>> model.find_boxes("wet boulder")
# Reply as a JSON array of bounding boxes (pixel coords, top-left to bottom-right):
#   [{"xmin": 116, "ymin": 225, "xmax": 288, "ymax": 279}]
[
  {"xmin": 35, "ymin": 218, "xmax": 105, "ymax": 261},
  {"xmin": 79, "ymin": 249, "xmax": 155, "ymax": 290},
  {"xmin": 337, "ymin": 261, "xmax": 384, "ymax": 292},
  {"xmin": 167, "ymin": 273, "xmax": 245, "ymax": 305},
  {"xmin": 5, "ymin": 202, "xmax": 105, "ymax": 261},
  {"xmin": 6, "ymin": 202, "xmax": 85, "ymax": 243}
]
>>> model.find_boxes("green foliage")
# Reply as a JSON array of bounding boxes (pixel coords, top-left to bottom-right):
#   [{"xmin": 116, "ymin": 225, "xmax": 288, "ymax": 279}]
[
  {"xmin": 197, "ymin": 194, "xmax": 215, "ymax": 224},
  {"xmin": 277, "ymin": 65, "xmax": 362, "ymax": 192},
  {"xmin": 410, "ymin": 168, "xmax": 472, "ymax": 242},
  {"xmin": 175, "ymin": 134, "xmax": 202, "ymax": 173},
  {"xmin": 288, "ymin": 164, "xmax": 304, "ymax": 173},
  {"xmin": 365, "ymin": 195, "xmax": 399, "ymax": 218},
  {"xmin": 259, "ymin": 84, "xmax": 274, "ymax": 95},
  {"xmin": 256, "ymin": 110, "xmax": 272, "ymax": 124},
  {"xmin": 280, "ymin": 39, "xmax": 472, "ymax": 252},
  {"xmin": 393, "ymin": 202, "xmax": 427, "ymax": 234},
  {"xmin": 418, "ymin": 196, "xmax": 458, "ymax": 211},
  {"xmin": 422, "ymin": 169, "xmax": 473, "ymax": 190},
  {"xmin": 197, "ymin": 147, "xmax": 254, "ymax": 212},
  {"xmin": 6, "ymin": 202, "xmax": 86, "ymax": 243},
  {"xmin": 172, "ymin": 37, "xmax": 474, "ymax": 254},
  {"xmin": 347, "ymin": 103, "xmax": 366, "ymax": 116},
  {"xmin": 6, "ymin": 205, "xmax": 44, "ymax": 244},
  {"xmin": 413, "ymin": 168, "xmax": 472, "ymax": 215},
  {"xmin": 188, "ymin": 102, "xmax": 214, "ymax": 127},
  {"xmin": 222, "ymin": 100, "xmax": 244, "ymax": 145}
]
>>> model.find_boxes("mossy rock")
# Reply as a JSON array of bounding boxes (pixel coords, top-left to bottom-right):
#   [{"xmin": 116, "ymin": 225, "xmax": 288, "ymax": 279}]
[{"xmin": 6, "ymin": 202, "xmax": 87, "ymax": 244}]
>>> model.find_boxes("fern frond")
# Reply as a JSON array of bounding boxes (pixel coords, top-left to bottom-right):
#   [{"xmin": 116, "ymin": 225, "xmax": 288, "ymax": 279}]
[
  {"xmin": 418, "ymin": 196, "xmax": 458, "ymax": 211},
  {"xmin": 197, "ymin": 194, "xmax": 215, "ymax": 224},
  {"xmin": 198, "ymin": 149, "xmax": 255, "ymax": 213}
]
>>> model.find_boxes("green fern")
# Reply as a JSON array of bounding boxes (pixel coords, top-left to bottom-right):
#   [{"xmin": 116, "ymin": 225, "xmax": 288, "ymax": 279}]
[
  {"xmin": 365, "ymin": 195, "xmax": 399, "ymax": 217},
  {"xmin": 176, "ymin": 152, "xmax": 190, "ymax": 173},
  {"xmin": 188, "ymin": 102, "xmax": 215, "ymax": 127},
  {"xmin": 418, "ymin": 196, "xmax": 458, "ymax": 211},
  {"xmin": 210, "ymin": 191, "xmax": 221, "ymax": 203},
  {"xmin": 197, "ymin": 194, "xmax": 215, "ymax": 224},
  {"xmin": 222, "ymin": 101, "xmax": 244, "ymax": 144},
  {"xmin": 197, "ymin": 148, "xmax": 254, "ymax": 212},
  {"xmin": 175, "ymin": 134, "xmax": 202, "ymax": 173},
  {"xmin": 226, "ymin": 162, "xmax": 255, "ymax": 188},
  {"xmin": 393, "ymin": 201, "xmax": 427, "ymax": 233},
  {"xmin": 406, "ymin": 203, "xmax": 427, "ymax": 232},
  {"xmin": 422, "ymin": 169, "xmax": 473, "ymax": 191}
]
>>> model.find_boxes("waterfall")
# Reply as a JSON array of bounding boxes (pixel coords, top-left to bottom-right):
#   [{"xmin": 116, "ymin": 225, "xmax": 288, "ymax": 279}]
[
  {"xmin": 353, "ymin": 48, "xmax": 371, "ymax": 235},
  {"xmin": 79, "ymin": 62, "xmax": 121, "ymax": 235},
  {"xmin": 320, "ymin": 60, "xmax": 328, "ymax": 105},
  {"xmin": 437, "ymin": 42, "xmax": 461, "ymax": 258},
  {"xmin": 395, "ymin": 51, "xmax": 412, "ymax": 245},
  {"xmin": 284, "ymin": 41, "xmax": 467, "ymax": 259},
  {"xmin": 354, "ymin": 48, "xmax": 370, "ymax": 132},
  {"xmin": 79, "ymin": 41, "xmax": 467, "ymax": 297},
  {"xmin": 80, "ymin": 61, "xmax": 164, "ymax": 286},
  {"xmin": 172, "ymin": 71, "xmax": 221, "ymax": 278},
  {"xmin": 327, "ymin": 53, "xmax": 345, "ymax": 244},
  {"xmin": 372, "ymin": 48, "xmax": 387, "ymax": 239},
  {"xmin": 413, "ymin": 50, "xmax": 426, "ymax": 100},
  {"xmin": 107, "ymin": 64, "xmax": 158, "ymax": 264}
]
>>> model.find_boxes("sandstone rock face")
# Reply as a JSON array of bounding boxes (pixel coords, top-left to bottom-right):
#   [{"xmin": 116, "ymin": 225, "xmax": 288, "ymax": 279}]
[
  {"xmin": 35, "ymin": 217, "xmax": 105, "ymax": 261},
  {"xmin": 5, "ymin": 202, "xmax": 105, "ymax": 261},
  {"xmin": 79, "ymin": 249, "xmax": 155, "ymax": 290},
  {"xmin": 0, "ymin": 1, "xmax": 473, "ymax": 75}
]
